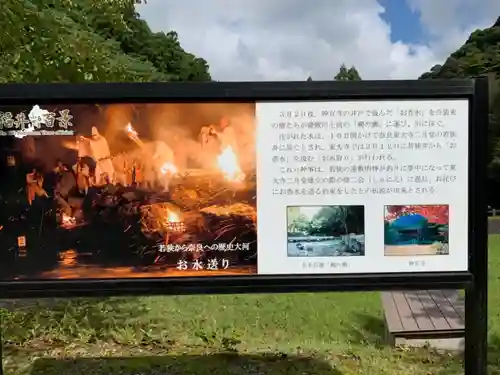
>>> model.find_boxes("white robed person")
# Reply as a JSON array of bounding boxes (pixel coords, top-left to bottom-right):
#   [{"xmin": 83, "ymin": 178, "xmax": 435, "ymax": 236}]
[
  {"xmin": 78, "ymin": 126, "xmax": 115, "ymax": 185},
  {"xmin": 151, "ymin": 141, "xmax": 177, "ymax": 192},
  {"xmin": 212, "ymin": 117, "xmax": 238, "ymax": 154}
]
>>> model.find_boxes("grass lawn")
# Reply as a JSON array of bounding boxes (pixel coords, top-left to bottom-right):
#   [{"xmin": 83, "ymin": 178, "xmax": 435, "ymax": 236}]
[{"xmin": 1, "ymin": 237, "xmax": 500, "ymax": 375}]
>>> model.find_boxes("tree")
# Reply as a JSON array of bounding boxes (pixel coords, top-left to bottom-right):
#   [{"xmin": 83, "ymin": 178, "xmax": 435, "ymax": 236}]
[
  {"xmin": 329, "ymin": 206, "xmax": 350, "ymax": 235},
  {"xmin": 0, "ymin": 0, "xmax": 211, "ymax": 83},
  {"xmin": 418, "ymin": 64, "xmax": 442, "ymax": 80},
  {"xmin": 289, "ymin": 214, "xmax": 311, "ymax": 235},
  {"xmin": 334, "ymin": 64, "xmax": 349, "ymax": 81},
  {"xmin": 296, "ymin": 215, "xmax": 312, "ymax": 234},
  {"xmin": 346, "ymin": 67, "xmax": 362, "ymax": 81},
  {"xmin": 385, "ymin": 205, "xmax": 449, "ymax": 225},
  {"xmin": 306, "ymin": 76, "xmax": 313, "ymax": 81},
  {"xmin": 334, "ymin": 64, "xmax": 362, "ymax": 81},
  {"xmin": 309, "ymin": 206, "xmax": 364, "ymax": 236},
  {"xmin": 419, "ymin": 17, "xmax": 500, "ymax": 201}
]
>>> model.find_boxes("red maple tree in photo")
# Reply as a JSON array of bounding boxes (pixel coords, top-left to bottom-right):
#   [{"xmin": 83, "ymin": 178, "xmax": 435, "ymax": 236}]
[
  {"xmin": 386, "ymin": 206, "xmax": 405, "ymax": 215},
  {"xmin": 385, "ymin": 205, "xmax": 449, "ymax": 225}
]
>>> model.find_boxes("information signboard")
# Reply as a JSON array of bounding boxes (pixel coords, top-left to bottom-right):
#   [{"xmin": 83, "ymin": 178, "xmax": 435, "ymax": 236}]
[
  {"xmin": 0, "ymin": 80, "xmax": 485, "ymax": 298},
  {"xmin": 0, "ymin": 79, "xmax": 489, "ymax": 375},
  {"xmin": 0, "ymin": 98, "xmax": 469, "ymax": 282}
]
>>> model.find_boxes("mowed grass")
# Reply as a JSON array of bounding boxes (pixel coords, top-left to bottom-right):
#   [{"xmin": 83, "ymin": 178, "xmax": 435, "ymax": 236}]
[{"xmin": 2, "ymin": 237, "xmax": 500, "ymax": 375}]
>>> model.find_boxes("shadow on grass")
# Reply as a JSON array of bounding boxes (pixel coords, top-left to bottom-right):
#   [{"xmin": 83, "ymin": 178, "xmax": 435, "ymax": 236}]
[
  {"xmin": 30, "ymin": 353, "xmax": 342, "ymax": 375},
  {"xmin": 342, "ymin": 313, "xmax": 387, "ymax": 347}
]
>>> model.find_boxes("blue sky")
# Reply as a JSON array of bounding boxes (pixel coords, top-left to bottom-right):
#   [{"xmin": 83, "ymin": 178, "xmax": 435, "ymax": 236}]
[{"xmin": 380, "ymin": 0, "xmax": 424, "ymax": 44}]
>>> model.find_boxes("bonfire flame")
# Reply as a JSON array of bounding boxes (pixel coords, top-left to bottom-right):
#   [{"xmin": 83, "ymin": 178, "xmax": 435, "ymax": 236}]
[
  {"xmin": 161, "ymin": 162, "xmax": 177, "ymax": 175},
  {"xmin": 217, "ymin": 145, "xmax": 245, "ymax": 182},
  {"xmin": 61, "ymin": 213, "xmax": 77, "ymax": 228},
  {"xmin": 167, "ymin": 210, "xmax": 180, "ymax": 223},
  {"xmin": 59, "ymin": 249, "xmax": 78, "ymax": 267}
]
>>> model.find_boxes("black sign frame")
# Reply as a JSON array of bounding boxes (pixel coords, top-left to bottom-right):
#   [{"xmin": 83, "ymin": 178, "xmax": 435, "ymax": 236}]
[{"xmin": 0, "ymin": 79, "xmax": 488, "ymax": 375}]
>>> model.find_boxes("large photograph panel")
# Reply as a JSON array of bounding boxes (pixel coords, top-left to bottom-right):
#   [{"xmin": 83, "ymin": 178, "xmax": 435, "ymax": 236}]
[{"xmin": 0, "ymin": 102, "xmax": 257, "ymax": 280}]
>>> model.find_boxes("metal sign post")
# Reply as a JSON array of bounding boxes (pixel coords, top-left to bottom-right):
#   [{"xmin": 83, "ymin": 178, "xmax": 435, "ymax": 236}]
[
  {"xmin": 464, "ymin": 77, "xmax": 489, "ymax": 375},
  {"xmin": 0, "ymin": 314, "xmax": 3, "ymax": 375}
]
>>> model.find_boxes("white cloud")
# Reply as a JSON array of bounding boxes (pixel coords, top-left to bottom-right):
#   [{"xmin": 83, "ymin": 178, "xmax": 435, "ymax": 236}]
[
  {"xmin": 136, "ymin": 0, "xmax": 500, "ymax": 81},
  {"xmin": 408, "ymin": 0, "xmax": 500, "ymax": 63}
]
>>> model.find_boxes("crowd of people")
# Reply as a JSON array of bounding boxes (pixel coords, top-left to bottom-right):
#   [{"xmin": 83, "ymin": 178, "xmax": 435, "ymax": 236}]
[{"xmin": 23, "ymin": 116, "xmax": 239, "ymax": 208}]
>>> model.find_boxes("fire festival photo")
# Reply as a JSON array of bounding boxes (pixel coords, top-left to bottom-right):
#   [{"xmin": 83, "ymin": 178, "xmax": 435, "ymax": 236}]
[
  {"xmin": 286, "ymin": 205, "xmax": 365, "ymax": 257},
  {"xmin": 384, "ymin": 205, "xmax": 450, "ymax": 256},
  {"xmin": 0, "ymin": 102, "xmax": 257, "ymax": 280}
]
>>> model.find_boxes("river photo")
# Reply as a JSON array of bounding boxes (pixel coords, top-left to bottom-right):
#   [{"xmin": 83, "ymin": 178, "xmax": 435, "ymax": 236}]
[{"xmin": 286, "ymin": 205, "xmax": 365, "ymax": 258}]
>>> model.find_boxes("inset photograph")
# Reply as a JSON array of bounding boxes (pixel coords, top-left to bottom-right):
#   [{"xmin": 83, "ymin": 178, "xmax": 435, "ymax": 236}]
[
  {"xmin": 0, "ymin": 102, "xmax": 258, "ymax": 281},
  {"xmin": 287, "ymin": 205, "xmax": 365, "ymax": 257},
  {"xmin": 384, "ymin": 205, "xmax": 449, "ymax": 256}
]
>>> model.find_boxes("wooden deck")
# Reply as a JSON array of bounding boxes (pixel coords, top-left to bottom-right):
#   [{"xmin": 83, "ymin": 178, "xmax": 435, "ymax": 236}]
[{"xmin": 381, "ymin": 290, "xmax": 465, "ymax": 351}]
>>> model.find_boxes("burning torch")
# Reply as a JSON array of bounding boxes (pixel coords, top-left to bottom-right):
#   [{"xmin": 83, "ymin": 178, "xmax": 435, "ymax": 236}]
[{"xmin": 125, "ymin": 123, "xmax": 143, "ymax": 147}]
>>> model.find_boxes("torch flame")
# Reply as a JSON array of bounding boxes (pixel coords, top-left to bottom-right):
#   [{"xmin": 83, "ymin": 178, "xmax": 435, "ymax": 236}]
[
  {"xmin": 61, "ymin": 139, "xmax": 78, "ymax": 150},
  {"xmin": 126, "ymin": 123, "xmax": 138, "ymax": 136},
  {"xmin": 217, "ymin": 145, "xmax": 245, "ymax": 182},
  {"xmin": 125, "ymin": 123, "xmax": 143, "ymax": 147},
  {"xmin": 161, "ymin": 162, "xmax": 177, "ymax": 175}
]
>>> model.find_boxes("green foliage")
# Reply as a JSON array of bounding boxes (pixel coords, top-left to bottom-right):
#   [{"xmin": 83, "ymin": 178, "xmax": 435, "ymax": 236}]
[
  {"xmin": 419, "ymin": 16, "xmax": 500, "ymax": 80},
  {"xmin": 308, "ymin": 206, "xmax": 364, "ymax": 236},
  {"xmin": 0, "ymin": 0, "xmax": 210, "ymax": 83},
  {"xmin": 290, "ymin": 214, "xmax": 311, "ymax": 233},
  {"xmin": 419, "ymin": 17, "xmax": 500, "ymax": 182},
  {"xmin": 289, "ymin": 206, "xmax": 364, "ymax": 236},
  {"xmin": 334, "ymin": 64, "xmax": 362, "ymax": 81}
]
